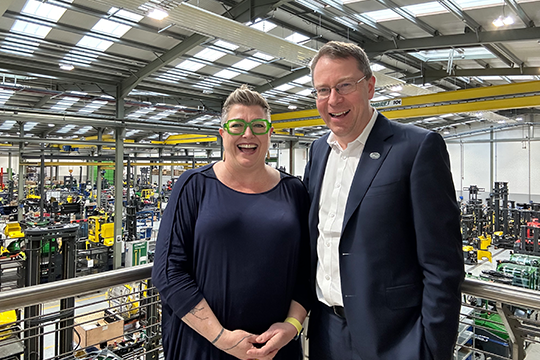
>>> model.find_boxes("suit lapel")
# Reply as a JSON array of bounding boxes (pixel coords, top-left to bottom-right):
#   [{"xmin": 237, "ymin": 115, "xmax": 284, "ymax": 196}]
[
  {"xmin": 342, "ymin": 114, "xmax": 394, "ymax": 231},
  {"xmin": 308, "ymin": 134, "xmax": 331, "ymax": 243}
]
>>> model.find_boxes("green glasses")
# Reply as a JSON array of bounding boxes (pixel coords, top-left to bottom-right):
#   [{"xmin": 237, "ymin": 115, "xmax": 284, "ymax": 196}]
[{"xmin": 222, "ymin": 118, "xmax": 271, "ymax": 135}]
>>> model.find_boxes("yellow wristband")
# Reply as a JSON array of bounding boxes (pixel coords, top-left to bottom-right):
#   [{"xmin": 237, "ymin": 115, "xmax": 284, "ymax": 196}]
[{"xmin": 284, "ymin": 317, "xmax": 302, "ymax": 335}]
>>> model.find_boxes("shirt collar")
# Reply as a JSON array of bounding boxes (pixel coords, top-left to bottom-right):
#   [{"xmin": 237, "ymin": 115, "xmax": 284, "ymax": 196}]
[{"xmin": 327, "ymin": 109, "xmax": 379, "ymax": 151}]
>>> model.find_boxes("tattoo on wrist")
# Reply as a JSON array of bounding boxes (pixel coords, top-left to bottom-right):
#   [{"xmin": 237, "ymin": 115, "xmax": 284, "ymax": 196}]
[
  {"xmin": 189, "ymin": 306, "xmax": 209, "ymax": 321},
  {"xmin": 211, "ymin": 327, "xmax": 224, "ymax": 345},
  {"xmin": 222, "ymin": 334, "xmax": 251, "ymax": 351}
]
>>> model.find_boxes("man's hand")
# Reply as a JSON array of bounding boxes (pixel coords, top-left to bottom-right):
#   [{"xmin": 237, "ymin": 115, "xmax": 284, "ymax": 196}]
[{"xmin": 245, "ymin": 322, "xmax": 298, "ymax": 359}]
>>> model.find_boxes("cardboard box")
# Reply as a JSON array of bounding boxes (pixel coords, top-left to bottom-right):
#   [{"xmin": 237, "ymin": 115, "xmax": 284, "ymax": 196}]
[
  {"xmin": 151, "ymin": 169, "xmax": 159, "ymax": 175},
  {"xmin": 74, "ymin": 311, "xmax": 124, "ymax": 348},
  {"xmin": 162, "ymin": 170, "xmax": 171, "ymax": 175}
]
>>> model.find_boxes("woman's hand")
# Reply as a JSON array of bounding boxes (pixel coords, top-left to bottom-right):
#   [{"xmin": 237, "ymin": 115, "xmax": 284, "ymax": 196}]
[
  {"xmin": 215, "ymin": 329, "xmax": 262, "ymax": 359},
  {"xmin": 245, "ymin": 322, "xmax": 298, "ymax": 359}
]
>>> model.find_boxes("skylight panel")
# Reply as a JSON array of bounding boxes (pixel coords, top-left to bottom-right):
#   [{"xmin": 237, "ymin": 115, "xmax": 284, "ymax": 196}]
[
  {"xmin": 371, "ymin": 63, "xmax": 386, "ymax": 72},
  {"xmin": 252, "ymin": 52, "xmax": 274, "ymax": 61},
  {"xmin": 126, "ymin": 129, "xmax": 142, "ymax": 137},
  {"xmin": 22, "ymin": 0, "xmax": 71, "ymax": 22},
  {"xmin": 79, "ymin": 100, "xmax": 107, "ymax": 113},
  {"xmin": 214, "ymin": 40, "xmax": 239, "ymax": 51},
  {"xmin": 296, "ymin": 89, "xmax": 313, "ymax": 96},
  {"xmin": 23, "ymin": 122, "xmax": 38, "ymax": 132},
  {"xmin": 232, "ymin": 58, "xmax": 261, "ymax": 71},
  {"xmin": 362, "ymin": 9, "xmax": 402, "ymax": 22},
  {"xmin": 0, "ymin": 120, "xmax": 16, "ymax": 131},
  {"xmin": 285, "ymin": 33, "xmax": 309, "ymax": 44},
  {"xmin": 214, "ymin": 69, "xmax": 241, "ymax": 79},
  {"xmin": 75, "ymin": 126, "xmax": 93, "ymax": 135},
  {"xmin": 194, "ymin": 48, "xmax": 227, "ymax": 62},
  {"xmin": 0, "ymin": 90, "xmax": 15, "ymax": 105},
  {"xmin": 455, "ymin": 0, "xmax": 503, "ymax": 9},
  {"xmin": 57, "ymin": 124, "xmax": 76, "ymax": 133},
  {"xmin": 334, "ymin": 17, "xmax": 358, "ymax": 28},
  {"xmin": 477, "ymin": 76, "xmax": 503, "ymax": 80},
  {"xmin": 250, "ymin": 19, "xmax": 277, "ymax": 33},
  {"xmin": 61, "ymin": 50, "xmax": 99, "ymax": 66},
  {"xmin": 51, "ymin": 96, "xmax": 79, "ymax": 111},
  {"xmin": 507, "ymin": 75, "xmax": 536, "ymax": 80},
  {"xmin": 293, "ymin": 75, "xmax": 312, "ymax": 84},
  {"xmin": 275, "ymin": 84, "xmax": 295, "ymax": 91},
  {"xmin": 1, "ymin": 37, "xmax": 40, "ymax": 54},
  {"xmin": 371, "ymin": 95, "xmax": 390, "ymax": 102},
  {"xmin": 92, "ymin": 19, "xmax": 132, "ymax": 38},
  {"xmin": 403, "ymin": 2, "xmax": 447, "ymax": 16},
  {"xmin": 176, "ymin": 60, "xmax": 205, "ymax": 72},
  {"xmin": 11, "ymin": 20, "xmax": 51, "ymax": 38},
  {"xmin": 127, "ymin": 107, "xmax": 156, "ymax": 118},
  {"xmin": 108, "ymin": 7, "xmax": 144, "ymax": 22},
  {"xmin": 76, "ymin": 36, "xmax": 114, "ymax": 52}
]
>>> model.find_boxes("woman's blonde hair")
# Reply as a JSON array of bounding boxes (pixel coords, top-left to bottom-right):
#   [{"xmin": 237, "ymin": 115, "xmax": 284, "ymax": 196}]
[{"xmin": 221, "ymin": 84, "xmax": 271, "ymax": 125}]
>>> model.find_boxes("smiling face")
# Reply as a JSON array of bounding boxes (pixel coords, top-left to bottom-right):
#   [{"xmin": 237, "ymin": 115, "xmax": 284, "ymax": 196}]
[
  {"xmin": 312, "ymin": 55, "xmax": 376, "ymax": 148},
  {"xmin": 219, "ymin": 104, "xmax": 272, "ymax": 170}
]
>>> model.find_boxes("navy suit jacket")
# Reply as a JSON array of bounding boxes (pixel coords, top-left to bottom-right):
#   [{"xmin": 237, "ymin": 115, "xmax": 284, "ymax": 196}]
[{"xmin": 304, "ymin": 113, "xmax": 464, "ymax": 360}]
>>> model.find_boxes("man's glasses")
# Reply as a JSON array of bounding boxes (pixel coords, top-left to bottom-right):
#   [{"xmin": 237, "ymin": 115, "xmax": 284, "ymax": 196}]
[
  {"xmin": 222, "ymin": 118, "xmax": 272, "ymax": 136},
  {"xmin": 311, "ymin": 76, "xmax": 367, "ymax": 100}
]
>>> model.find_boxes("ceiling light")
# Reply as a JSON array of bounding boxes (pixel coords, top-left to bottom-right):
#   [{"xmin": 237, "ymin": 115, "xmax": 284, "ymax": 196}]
[
  {"xmin": 59, "ymin": 63, "xmax": 74, "ymax": 71},
  {"xmin": 516, "ymin": 117, "xmax": 523, "ymax": 121},
  {"xmin": 288, "ymin": 105, "xmax": 298, "ymax": 110},
  {"xmin": 48, "ymin": 123, "xmax": 55, "ymax": 127},
  {"xmin": 492, "ymin": 16, "xmax": 505, "ymax": 27},
  {"xmin": 390, "ymin": 85, "xmax": 403, "ymax": 92},
  {"xmin": 503, "ymin": 16, "xmax": 514, "ymax": 25},
  {"xmin": 148, "ymin": 8, "xmax": 169, "ymax": 20},
  {"xmin": 443, "ymin": 130, "xmax": 450, "ymax": 135}
]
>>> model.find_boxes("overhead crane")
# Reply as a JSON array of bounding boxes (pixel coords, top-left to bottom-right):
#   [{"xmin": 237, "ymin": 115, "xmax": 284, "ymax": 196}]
[{"xmin": 270, "ymin": 80, "xmax": 540, "ymax": 130}]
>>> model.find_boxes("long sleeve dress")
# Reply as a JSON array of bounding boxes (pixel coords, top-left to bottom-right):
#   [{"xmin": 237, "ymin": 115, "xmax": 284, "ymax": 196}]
[{"xmin": 152, "ymin": 164, "xmax": 311, "ymax": 359}]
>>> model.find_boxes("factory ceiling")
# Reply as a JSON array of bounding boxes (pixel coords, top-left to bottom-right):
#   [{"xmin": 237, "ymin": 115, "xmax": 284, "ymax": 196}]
[{"xmin": 0, "ymin": 0, "xmax": 539, "ymax": 148}]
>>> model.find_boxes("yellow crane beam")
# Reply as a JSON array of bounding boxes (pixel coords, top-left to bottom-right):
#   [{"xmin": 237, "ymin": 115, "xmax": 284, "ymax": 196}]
[{"xmin": 270, "ymin": 80, "xmax": 540, "ymax": 128}]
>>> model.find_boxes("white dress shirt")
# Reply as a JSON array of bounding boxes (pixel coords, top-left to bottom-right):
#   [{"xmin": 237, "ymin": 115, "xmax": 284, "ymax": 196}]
[{"xmin": 316, "ymin": 110, "xmax": 379, "ymax": 306}]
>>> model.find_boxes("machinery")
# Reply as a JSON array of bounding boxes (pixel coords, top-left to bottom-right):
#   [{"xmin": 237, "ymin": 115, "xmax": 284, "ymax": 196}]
[
  {"xmin": 88, "ymin": 215, "xmax": 114, "ymax": 247},
  {"xmin": 463, "ymin": 234, "xmax": 492, "ymax": 265}
]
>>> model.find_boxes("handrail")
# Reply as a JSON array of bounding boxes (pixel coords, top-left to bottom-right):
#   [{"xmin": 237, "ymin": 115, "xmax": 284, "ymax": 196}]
[
  {"xmin": 461, "ymin": 277, "xmax": 540, "ymax": 309},
  {"xmin": 1, "ymin": 266, "xmax": 540, "ymax": 313},
  {"xmin": 0, "ymin": 263, "xmax": 153, "ymax": 312}
]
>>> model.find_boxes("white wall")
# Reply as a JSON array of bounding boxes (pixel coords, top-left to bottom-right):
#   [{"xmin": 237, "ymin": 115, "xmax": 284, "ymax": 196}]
[{"xmin": 446, "ymin": 124, "xmax": 540, "ymax": 203}]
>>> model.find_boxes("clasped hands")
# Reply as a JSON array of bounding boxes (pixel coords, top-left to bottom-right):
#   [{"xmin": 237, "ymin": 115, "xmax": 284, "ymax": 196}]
[{"xmin": 215, "ymin": 321, "xmax": 299, "ymax": 360}]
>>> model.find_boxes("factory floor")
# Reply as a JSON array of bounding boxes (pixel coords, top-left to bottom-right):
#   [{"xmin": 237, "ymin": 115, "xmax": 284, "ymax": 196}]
[{"xmin": 465, "ymin": 248, "xmax": 540, "ymax": 359}]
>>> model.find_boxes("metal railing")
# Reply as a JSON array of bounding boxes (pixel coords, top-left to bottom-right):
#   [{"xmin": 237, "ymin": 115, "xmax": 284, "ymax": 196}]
[{"xmin": 1, "ymin": 265, "xmax": 540, "ymax": 360}]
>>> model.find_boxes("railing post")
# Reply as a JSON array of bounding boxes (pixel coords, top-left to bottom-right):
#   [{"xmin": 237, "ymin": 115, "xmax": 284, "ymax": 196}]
[
  {"xmin": 496, "ymin": 302, "xmax": 525, "ymax": 360},
  {"xmin": 145, "ymin": 279, "xmax": 160, "ymax": 360}
]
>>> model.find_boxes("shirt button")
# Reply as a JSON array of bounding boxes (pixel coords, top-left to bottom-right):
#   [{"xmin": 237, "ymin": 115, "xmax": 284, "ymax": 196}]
[
  {"xmin": 336, "ymin": 183, "xmax": 340, "ymax": 189},
  {"xmin": 326, "ymin": 242, "xmax": 330, "ymax": 247},
  {"xmin": 325, "ymin": 275, "xmax": 330, "ymax": 280},
  {"xmin": 330, "ymin": 213, "xmax": 335, "ymax": 218},
  {"xmin": 341, "ymin": 155, "xmax": 347, "ymax": 160}
]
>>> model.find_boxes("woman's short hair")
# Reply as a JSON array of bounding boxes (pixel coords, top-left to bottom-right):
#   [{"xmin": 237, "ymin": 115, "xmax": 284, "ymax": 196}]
[
  {"xmin": 221, "ymin": 84, "xmax": 271, "ymax": 125},
  {"xmin": 310, "ymin": 41, "xmax": 373, "ymax": 81}
]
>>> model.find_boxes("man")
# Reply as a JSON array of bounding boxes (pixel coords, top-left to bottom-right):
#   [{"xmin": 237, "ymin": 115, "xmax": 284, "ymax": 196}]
[{"xmin": 303, "ymin": 41, "xmax": 464, "ymax": 360}]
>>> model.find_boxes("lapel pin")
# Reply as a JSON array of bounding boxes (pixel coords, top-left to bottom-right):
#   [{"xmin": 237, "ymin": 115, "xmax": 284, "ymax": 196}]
[{"xmin": 370, "ymin": 152, "xmax": 380, "ymax": 160}]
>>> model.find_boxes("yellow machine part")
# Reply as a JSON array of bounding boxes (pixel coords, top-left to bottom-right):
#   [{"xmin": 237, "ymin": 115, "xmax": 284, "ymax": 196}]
[
  {"xmin": 102, "ymin": 223, "xmax": 115, "ymax": 247},
  {"xmin": 478, "ymin": 235, "xmax": 492, "ymax": 250},
  {"xmin": 463, "ymin": 245, "xmax": 475, "ymax": 252},
  {"xmin": 478, "ymin": 250, "xmax": 493, "ymax": 263},
  {"xmin": 0, "ymin": 310, "xmax": 17, "ymax": 341},
  {"xmin": 141, "ymin": 189, "xmax": 154, "ymax": 199},
  {"xmin": 4, "ymin": 223, "xmax": 24, "ymax": 238}
]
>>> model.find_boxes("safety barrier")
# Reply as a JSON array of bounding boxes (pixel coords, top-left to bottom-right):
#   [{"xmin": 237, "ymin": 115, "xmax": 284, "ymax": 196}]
[{"xmin": 0, "ymin": 265, "xmax": 539, "ymax": 360}]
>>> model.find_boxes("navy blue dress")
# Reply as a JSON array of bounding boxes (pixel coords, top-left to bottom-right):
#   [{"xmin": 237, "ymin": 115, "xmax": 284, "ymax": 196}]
[{"xmin": 152, "ymin": 164, "xmax": 311, "ymax": 359}]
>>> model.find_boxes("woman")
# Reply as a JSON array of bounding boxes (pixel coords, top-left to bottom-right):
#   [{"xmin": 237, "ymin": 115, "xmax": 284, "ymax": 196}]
[{"xmin": 152, "ymin": 85, "xmax": 310, "ymax": 360}]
